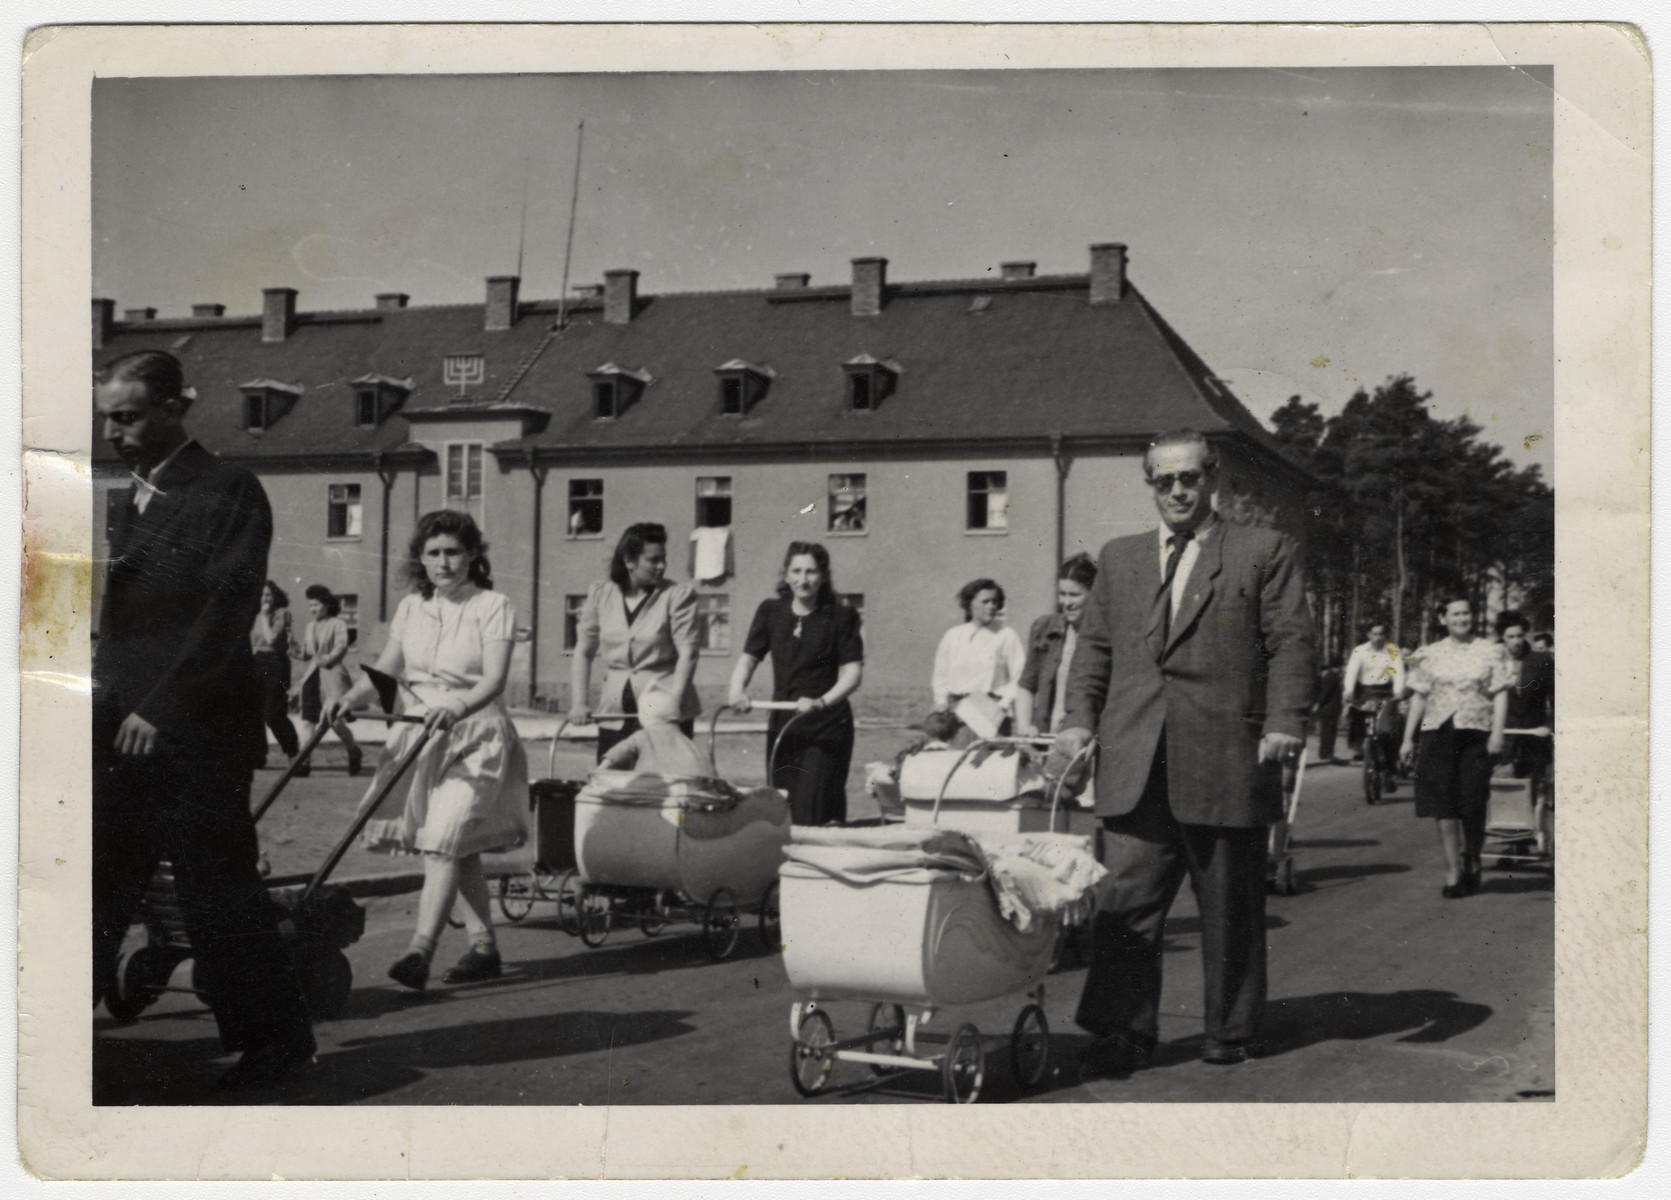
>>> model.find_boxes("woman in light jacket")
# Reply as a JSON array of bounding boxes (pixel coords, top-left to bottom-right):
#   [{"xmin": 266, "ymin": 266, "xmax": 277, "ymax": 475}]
[
  {"xmin": 294, "ymin": 583, "xmax": 362, "ymax": 776},
  {"xmin": 569, "ymin": 522, "xmax": 702, "ymax": 762}
]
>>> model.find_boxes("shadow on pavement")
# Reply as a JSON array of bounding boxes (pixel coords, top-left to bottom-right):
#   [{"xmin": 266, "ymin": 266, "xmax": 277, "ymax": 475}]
[
  {"xmin": 319, "ymin": 1009, "xmax": 698, "ymax": 1102},
  {"xmin": 1476, "ymin": 872, "xmax": 1553, "ymax": 895},
  {"xmin": 1257, "ymin": 988, "xmax": 1492, "ymax": 1054},
  {"xmin": 1289, "ymin": 838, "xmax": 1380, "ymax": 850},
  {"xmin": 94, "ymin": 1031, "xmax": 229, "ymax": 1106},
  {"xmin": 1296, "ymin": 861, "xmax": 1412, "ymax": 887}
]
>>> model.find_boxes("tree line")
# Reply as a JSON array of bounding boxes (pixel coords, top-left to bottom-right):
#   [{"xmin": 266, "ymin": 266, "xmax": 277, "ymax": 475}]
[{"xmin": 1267, "ymin": 374, "xmax": 1553, "ymax": 661}]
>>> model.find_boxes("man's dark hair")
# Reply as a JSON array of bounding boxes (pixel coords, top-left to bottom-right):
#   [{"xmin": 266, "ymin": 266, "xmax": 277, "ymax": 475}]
[
  {"xmin": 1494, "ymin": 609, "xmax": 1530, "ymax": 636},
  {"xmin": 95, "ymin": 350, "xmax": 190, "ymax": 412},
  {"xmin": 1144, "ymin": 428, "xmax": 1219, "ymax": 477}
]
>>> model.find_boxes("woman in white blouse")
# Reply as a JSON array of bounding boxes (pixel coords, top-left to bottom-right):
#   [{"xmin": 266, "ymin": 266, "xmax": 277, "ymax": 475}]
[
  {"xmin": 326, "ymin": 510, "xmax": 529, "ymax": 991},
  {"xmin": 931, "ymin": 577, "xmax": 1027, "ymax": 731},
  {"xmin": 1399, "ymin": 597, "xmax": 1515, "ymax": 899},
  {"xmin": 570, "ymin": 522, "xmax": 702, "ymax": 762}
]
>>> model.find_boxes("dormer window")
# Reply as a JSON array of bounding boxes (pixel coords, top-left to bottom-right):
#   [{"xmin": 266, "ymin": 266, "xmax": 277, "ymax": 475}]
[
  {"xmin": 713, "ymin": 359, "xmax": 775, "ymax": 416},
  {"xmin": 588, "ymin": 363, "xmax": 652, "ymax": 420},
  {"xmin": 351, "ymin": 374, "xmax": 413, "ymax": 427},
  {"xmin": 842, "ymin": 355, "xmax": 898, "ymax": 412},
  {"xmin": 239, "ymin": 379, "xmax": 303, "ymax": 431}
]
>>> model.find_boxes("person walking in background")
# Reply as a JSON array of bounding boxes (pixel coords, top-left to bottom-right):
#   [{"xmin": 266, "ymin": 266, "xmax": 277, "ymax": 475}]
[
  {"xmin": 1014, "ymin": 552, "xmax": 1098, "ymax": 737},
  {"xmin": 1049, "ymin": 428, "xmax": 1314, "ymax": 1074},
  {"xmin": 930, "ymin": 577, "xmax": 1027, "ymax": 734},
  {"xmin": 1312, "ymin": 657, "xmax": 1344, "ymax": 764},
  {"xmin": 1398, "ymin": 598, "xmax": 1515, "ymax": 899},
  {"xmin": 1496, "ymin": 609, "xmax": 1555, "ymax": 824},
  {"xmin": 729, "ymin": 541, "xmax": 865, "ymax": 826},
  {"xmin": 326, "ymin": 510, "xmax": 529, "ymax": 990},
  {"xmin": 293, "ymin": 584, "xmax": 362, "ymax": 776},
  {"xmin": 570, "ymin": 522, "xmax": 702, "ymax": 762},
  {"xmin": 92, "ymin": 349, "xmax": 315, "ymax": 1090},
  {"xmin": 250, "ymin": 579, "xmax": 302, "ymax": 772},
  {"xmin": 1342, "ymin": 622, "xmax": 1403, "ymax": 762}
]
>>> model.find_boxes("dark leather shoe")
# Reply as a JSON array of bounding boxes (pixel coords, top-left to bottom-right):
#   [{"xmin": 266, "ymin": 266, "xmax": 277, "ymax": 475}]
[
  {"xmin": 347, "ymin": 750, "xmax": 364, "ymax": 778},
  {"xmin": 443, "ymin": 945, "xmax": 502, "ymax": 985},
  {"xmin": 388, "ymin": 951, "xmax": 430, "ymax": 991},
  {"xmin": 1200, "ymin": 1038, "xmax": 1249, "ymax": 1065},
  {"xmin": 1441, "ymin": 883, "xmax": 1466, "ymax": 899},
  {"xmin": 216, "ymin": 1032, "xmax": 317, "ymax": 1091},
  {"xmin": 1076, "ymin": 1034, "xmax": 1155, "ymax": 1079}
]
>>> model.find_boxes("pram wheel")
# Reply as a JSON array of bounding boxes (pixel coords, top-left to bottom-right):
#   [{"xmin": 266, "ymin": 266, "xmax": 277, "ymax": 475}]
[
  {"xmin": 790, "ymin": 1008, "xmax": 836, "ymax": 1096},
  {"xmin": 1010, "ymin": 1004, "xmax": 1050, "ymax": 1089},
  {"xmin": 497, "ymin": 874, "xmax": 534, "ymax": 923},
  {"xmin": 106, "ymin": 946, "xmax": 173, "ymax": 1021},
  {"xmin": 703, "ymin": 888, "xmax": 741, "ymax": 960},
  {"xmin": 942, "ymin": 1023, "xmax": 985, "ymax": 1104},
  {"xmin": 867, "ymin": 1003, "xmax": 906, "ymax": 1076},
  {"xmin": 577, "ymin": 893, "xmax": 612, "ymax": 948},
  {"xmin": 553, "ymin": 870, "xmax": 584, "ymax": 936},
  {"xmin": 757, "ymin": 882, "xmax": 782, "ymax": 953},
  {"xmin": 636, "ymin": 891, "xmax": 669, "ymax": 938}
]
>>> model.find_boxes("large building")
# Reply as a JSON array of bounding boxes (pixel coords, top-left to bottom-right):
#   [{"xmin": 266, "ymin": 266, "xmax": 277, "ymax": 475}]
[{"xmin": 92, "ymin": 244, "xmax": 1312, "ymax": 716}]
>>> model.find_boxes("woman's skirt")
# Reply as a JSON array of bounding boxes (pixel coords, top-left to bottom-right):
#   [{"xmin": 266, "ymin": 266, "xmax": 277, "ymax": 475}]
[
  {"xmin": 767, "ymin": 704, "xmax": 856, "ymax": 827},
  {"xmin": 359, "ymin": 702, "xmax": 529, "ymax": 858},
  {"xmin": 1413, "ymin": 720, "xmax": 1493, "ymax": 820}
]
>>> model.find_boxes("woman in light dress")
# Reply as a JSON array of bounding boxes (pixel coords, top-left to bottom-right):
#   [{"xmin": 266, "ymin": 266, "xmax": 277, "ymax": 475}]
[
  {"xmin": 930, "ymin": 577, "xmax": 1027, "ymax": 735},
  {"xmin": 293, "ymin": 584, "xmax": 363, "ymax": 776},
  {"xmin": 1399, "ymin": 597, "xmax": 1515, "ymax": 899},
  {"xmin": 325, "ymin": 510, "xmax": 529, "ymax": 991}
]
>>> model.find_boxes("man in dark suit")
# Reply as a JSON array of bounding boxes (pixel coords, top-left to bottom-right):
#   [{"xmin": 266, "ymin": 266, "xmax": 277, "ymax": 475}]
[
  {"xmin": 1497, "ymin": 610, "xmax": 1555, "ymax": 809},
  {"xmin": 93, "ymin": 350, "xmax": 315, "ymax": 1090},
  {"xmin": 1050, "ymin": 428, "xmax": 1315, "ymax": 1073}
]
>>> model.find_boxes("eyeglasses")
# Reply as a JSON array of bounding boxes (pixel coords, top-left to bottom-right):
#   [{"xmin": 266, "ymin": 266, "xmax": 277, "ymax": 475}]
[{"xmin": 1148, "ymin": 470, "xmax": 1204, "ymax": 492}]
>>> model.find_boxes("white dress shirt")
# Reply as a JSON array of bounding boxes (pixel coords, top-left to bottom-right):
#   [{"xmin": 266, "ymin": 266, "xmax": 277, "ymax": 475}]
[
  {"xmin": 931, "ymin": 621, "xmax": 1028, "ymax": 712},
  {"xmin": 1157, "ymin": 512, "xmax": 1218, "ymax": 617}
]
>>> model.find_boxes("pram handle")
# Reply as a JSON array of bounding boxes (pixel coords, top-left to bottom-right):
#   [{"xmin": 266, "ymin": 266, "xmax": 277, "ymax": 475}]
[
  {"xmin": 930, "ymin": 736, "xmax": 1097, "ymax": 833},
  {"xmin": 544, "ymin": 712, "xmax": 634, "ymax": 778},
  {"xmin": 1504, "ymin": 726, "xmax": 1552, "ymax": 739},
  {"xmin": 250, "ymin": 710, "xmax": 429, "ymax": 824},
  {"xmin": 709, "ymin": 702, "xmax": 814, "ymax": 787}
]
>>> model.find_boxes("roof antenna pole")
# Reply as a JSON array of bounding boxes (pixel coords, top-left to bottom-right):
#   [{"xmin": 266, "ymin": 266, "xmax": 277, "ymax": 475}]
[
  {"xmin": 555, "ymin": 120, "xmax": 585, "ymax": 332},
  {"xmin": 514, "ymin": 155, "xmax": 531, "ymax": 281}
]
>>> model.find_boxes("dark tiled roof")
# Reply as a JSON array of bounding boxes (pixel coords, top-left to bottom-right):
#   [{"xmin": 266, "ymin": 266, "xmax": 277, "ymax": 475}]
[
  {"xmin": 94, "ymin": 274, "xmax": 1297, "ymax": 477},
  {"xmin": 495, "ymin": 280, "xmax": 1278, "ymax": 458},
  {"xmin": 92, "ymin": 302, "xmax": 579, "ymax": 465}
]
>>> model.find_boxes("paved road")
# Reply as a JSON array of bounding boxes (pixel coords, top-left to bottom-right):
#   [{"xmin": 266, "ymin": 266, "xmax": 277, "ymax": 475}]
[{"xmin": 93, "ymin": 737, "xmax": 1553, "ymax": 1106}]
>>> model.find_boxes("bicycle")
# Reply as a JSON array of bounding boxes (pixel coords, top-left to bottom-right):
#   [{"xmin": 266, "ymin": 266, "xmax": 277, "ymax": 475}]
[{"xmin": 1350, "ymin": 697, "xmax": 1400, "ymax": 806}]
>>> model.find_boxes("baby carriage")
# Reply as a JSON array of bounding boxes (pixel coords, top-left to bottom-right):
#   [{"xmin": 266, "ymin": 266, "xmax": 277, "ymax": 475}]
[
  {"xmin": 1483, "ymin": 725, "xmax": 1555, "ymax": 870},
  {"xmin": 539, "ymin": 702, "xmax": 807, "ymax": 959},
  {"xmin": 102, "ymin": 707, "xmax": 433, "ymax": 1023},
  {"xmin": 896, "ymin": 735, "xmax": 1100, "ymax": 968},
  {"xmin": 779, "ymin": 742, "xmax": 1100, "ymax": 1103}
]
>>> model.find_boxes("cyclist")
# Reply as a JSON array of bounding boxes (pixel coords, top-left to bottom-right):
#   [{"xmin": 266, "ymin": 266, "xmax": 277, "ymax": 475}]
[{"xmin": 1342, "ymin": 622, "xmax": 1404, "ymax": 801}]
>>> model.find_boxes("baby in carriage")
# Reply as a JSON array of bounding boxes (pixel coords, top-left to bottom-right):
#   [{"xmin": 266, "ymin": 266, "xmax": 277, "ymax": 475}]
[{"xmin": 599, "ymin": 685, "xmax": 712, "ymax": 777}]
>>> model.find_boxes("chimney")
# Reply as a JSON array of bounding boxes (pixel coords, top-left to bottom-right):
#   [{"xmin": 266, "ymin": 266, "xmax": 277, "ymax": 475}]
[
  {"xmin": 604, "ymin": 269, "xmax": 639, "ymax": 325},
  {"xmin": 262, "ymin": 287, "xmax": 298, "ymax": 342},
  {"xmin": 485, "ymin": 276, "xmax": 520, "ymax": 331},
  {"xmin": 123, "ymin": 307, "xmax": 157, "ymax": 323},
  {"xmin": 775, "ymin": 272, "xmax": 811, "ymax": 291},
  {"xmin": 1001, "ymin": 261, "xmax": 1036, "ymax": 281},
  {"xmin": 92, "ymin": 298, "xmax": 115, "ymax": 350},
  {"xmin": 851, "ymin": 257, "xmax": 887, "ymax": 317},
  {"xmin": 191, "ymin": 303, "xmax": 226, "ymax": 318},
  {"xmin": 1089, "ymin": 243, "xmax": 1128, "ymax": 305},
  {"xmin": 375, "ymin": 292, "xmax": 409, "ymax": 311}
]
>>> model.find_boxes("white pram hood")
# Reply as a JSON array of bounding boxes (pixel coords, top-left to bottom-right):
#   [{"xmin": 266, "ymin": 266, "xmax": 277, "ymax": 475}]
[{"xmin": 785, "ymin": 825, "xmax": 1105, "ymax": 934}]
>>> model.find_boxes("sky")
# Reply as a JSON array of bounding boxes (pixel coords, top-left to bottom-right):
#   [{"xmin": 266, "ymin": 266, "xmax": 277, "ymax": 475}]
[{"xmin": 92, "ymin": 67, "xmax": 1554, "ymax": 476}]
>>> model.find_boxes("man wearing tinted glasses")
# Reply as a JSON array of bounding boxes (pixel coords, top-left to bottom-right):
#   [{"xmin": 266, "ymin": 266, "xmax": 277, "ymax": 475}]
[{"xmin": 1050, "ymin": 428, "xmax": 1315, "ymax": 1076}]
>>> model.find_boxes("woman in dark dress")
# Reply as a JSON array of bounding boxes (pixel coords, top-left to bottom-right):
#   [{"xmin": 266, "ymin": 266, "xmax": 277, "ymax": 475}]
[{"xmin": 728, "ymin": 542, "xmax": 864, "ymax": 826}]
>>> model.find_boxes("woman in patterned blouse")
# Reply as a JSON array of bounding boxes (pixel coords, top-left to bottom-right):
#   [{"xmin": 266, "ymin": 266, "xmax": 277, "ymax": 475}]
[{"xmin": 1399, "ymin": 597, "xmax": 1516, "ymax": 898}]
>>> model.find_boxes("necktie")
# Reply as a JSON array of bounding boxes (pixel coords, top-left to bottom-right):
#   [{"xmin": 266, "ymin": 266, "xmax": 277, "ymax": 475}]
[{"xmin": 1160, "ymin": 531, "xmax": 1193, "ymax": 640}]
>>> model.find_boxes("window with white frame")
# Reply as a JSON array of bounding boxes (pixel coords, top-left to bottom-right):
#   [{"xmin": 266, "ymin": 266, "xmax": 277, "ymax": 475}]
[
  {"xmin": 568, "ymin": 479, "xmax": 603, "ymax": 537},
  {"xmin": 695, "ymin": 476, "xmax": 733, "ymax": 528},
  {"xmin": 327, "ymin": 483, "xmax": 362, "ymax": 539},
  {"xmin": 445, "ymin": 442, "xmax": 484, "ymax": 502},
  {"xmin": 828, "ymin": 474, "xmax": 867, "ymax": 532},
  {"xmin": 966, "ymin": 470, "xmax": 1009, "ymax": 531},
  {"xmin": 696, "ymin": 593, "xmax": 731, "ymax": 653}
]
